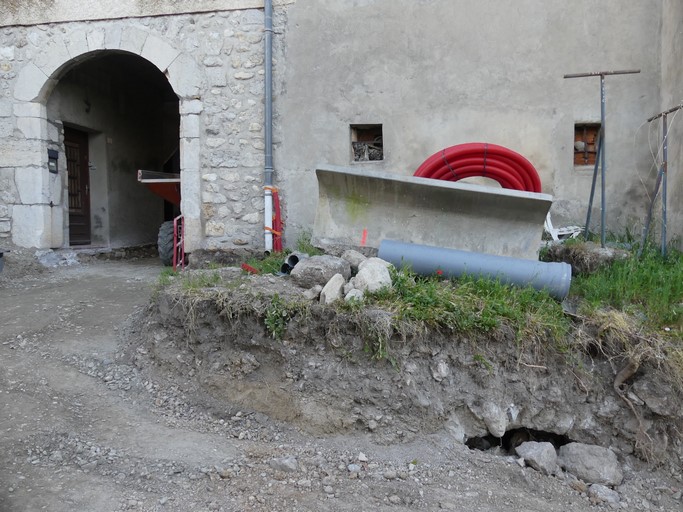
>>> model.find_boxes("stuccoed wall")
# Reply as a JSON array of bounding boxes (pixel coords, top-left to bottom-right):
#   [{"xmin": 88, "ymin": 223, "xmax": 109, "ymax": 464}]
[
  {"xmin": 0, "ymin": 9, "xmax": 277, "ymax": 250},
  {"xmin": 3, "ymin": 0, "xmax": 293, "ymax": 26},
  {"xmin": 661, "ymin": 0, "xmax": 683, "ymax": 249},
  {"xmin": 277, "ymin": 0, "xmax": 663, "ymax": 245}
]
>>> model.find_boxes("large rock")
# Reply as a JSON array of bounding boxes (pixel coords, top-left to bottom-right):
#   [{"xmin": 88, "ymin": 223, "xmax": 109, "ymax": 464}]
[
  {"xmin": 341, "ymin": 249, "xmax": 367, "ymax": 272},
  {"xmin": 290, "ymin": 255, "xmax": 351, "ymax": 288},
  {"xmin": 351, "ymin": 257, "xmax": 392, "ymax": 293},
  {"xmin": 558, "ymin": 443, "xmax": 623, "ymax": 486},
  {"xmin": 515, "ymin": 441, "xmax": 557, "ymax": 476},
  {"xmin": 320, "ymin": 274, "xmax": 346, "ymax": 305}
]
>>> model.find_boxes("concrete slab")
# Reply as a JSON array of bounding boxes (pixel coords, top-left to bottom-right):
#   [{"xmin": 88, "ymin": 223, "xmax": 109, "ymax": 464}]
[{"xmin": 313, "ymin": 165, "xmax": 553, "ymax": 260}]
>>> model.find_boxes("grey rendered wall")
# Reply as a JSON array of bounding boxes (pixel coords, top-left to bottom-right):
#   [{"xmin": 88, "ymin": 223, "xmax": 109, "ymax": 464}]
[
  {"xmin": 277, "ymin": 0, "xmax": 663, "ymax": 245},
  {"xmin": 661, "ymin": 0, "xmax": 683, "ymax": 248}
]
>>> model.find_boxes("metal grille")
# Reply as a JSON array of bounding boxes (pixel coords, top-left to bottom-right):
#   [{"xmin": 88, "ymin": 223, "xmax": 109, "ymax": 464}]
[{"xmin": 65, "ymin": 142, "xmax": 82, "ymax": 210}]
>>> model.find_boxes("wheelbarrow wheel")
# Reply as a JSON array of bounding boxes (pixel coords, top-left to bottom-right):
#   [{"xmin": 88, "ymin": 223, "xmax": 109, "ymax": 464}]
[{"xmin": 157, "ymin": 221, "xmax": 175, "ymax": 266}]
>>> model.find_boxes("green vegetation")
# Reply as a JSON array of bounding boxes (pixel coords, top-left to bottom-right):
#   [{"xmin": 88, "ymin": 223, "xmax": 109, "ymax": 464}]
[
  {"xmin": 295, "ymin": 230, "xmax": 324, "ymax": 256},
  {"xmin": 154, "ymin": 237, "xmax": 682, "ymax": 391},
  {"xmin": 180, "ymin": 270, "xmax": 221, "ymax": 290},
  {"xmin": 264, "ymin": 294, "xmax": 290, "ymax": 339},
  {"xmin": 367, "ymin": 267, "xmax": 569, "ymax": 344},
  {"xmin": 571, "ymin": 246, "xmax": 683, "ymax": 329},
  {"xmin": 244, "ymin": 250, "xmax": 290, "ymax": 275}
]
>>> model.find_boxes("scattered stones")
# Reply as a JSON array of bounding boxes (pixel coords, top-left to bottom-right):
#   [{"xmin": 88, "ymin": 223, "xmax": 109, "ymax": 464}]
[
  {"xmin": 347, "ymin": 463, "xmax": 362, "ymax": 474},
  {"xmin": 588, "ymin": 484, "xmax": 621, "ymax": 505},
  {"xmin": 514, "ymin": 441, "xmax": 557, "ymax": 476},
  {"xmin": 340, "ymin": 249, "xmax": 367, "ymax": 272},
  {"xmin": 351, "ymin": 257, "xmax": 392, "ymax": 293},
  {"xmin": 558, "ymin": 443, "xmax": 623, "ymax": 486},
  {"xmin": 302, "ymin": 284, "xmax": 322, "ymax": 301},
  {"xmin": 268, "ymin": 456, "xmax": 299, "ymax": 473},
  {"xmin": 344, "ymin": 288, "xmax": 364, "ymax": 303},
  {"xmin": 320, "ymin": 273, "xmax": 346, "ymax": 304},
  {"xmin": 290, "ymin": 255, "xmax": 351, "ymax": 288}
]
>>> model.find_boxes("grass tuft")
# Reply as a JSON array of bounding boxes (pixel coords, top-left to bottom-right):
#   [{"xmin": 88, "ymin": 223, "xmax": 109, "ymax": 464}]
[
  {"xmin": 571, "ymin": 246, "xmax": 683, "ymax": 329},
  {"xmin": 367, "ymin": 267, "xmax": 569, "ymax": 345}
]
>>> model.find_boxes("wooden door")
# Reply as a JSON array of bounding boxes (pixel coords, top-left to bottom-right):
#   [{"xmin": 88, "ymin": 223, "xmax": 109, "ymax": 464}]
[{"xmin": 64, "ymin": 127, "xmax": 91, "ymax": 245}]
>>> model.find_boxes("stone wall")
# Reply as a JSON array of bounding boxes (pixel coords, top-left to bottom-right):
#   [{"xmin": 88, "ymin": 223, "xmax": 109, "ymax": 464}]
[{"xmin": 0, "ymin": 7, "xmax": 285, "ymax": 250}]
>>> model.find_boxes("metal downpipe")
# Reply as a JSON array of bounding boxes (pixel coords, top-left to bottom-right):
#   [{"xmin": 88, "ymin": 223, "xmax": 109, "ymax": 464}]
[
  {"xmin": 378, "ymin": 240, "xmax": 572, "ymax": 301},
  {"xmin": 263, "ymin": 0, "xmax": 274, "ymax": 252}
]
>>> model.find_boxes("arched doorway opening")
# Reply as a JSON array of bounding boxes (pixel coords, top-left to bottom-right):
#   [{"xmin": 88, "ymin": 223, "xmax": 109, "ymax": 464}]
[{"xmin": 47, "ymin": 51, "xmax": 180, "ymax": 248}]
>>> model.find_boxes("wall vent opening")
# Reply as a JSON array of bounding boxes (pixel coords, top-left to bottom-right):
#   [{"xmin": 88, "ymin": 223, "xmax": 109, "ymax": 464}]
[
  {"xmin": 351, "ymin": 124, "xmax": 383, "ymax": 162},
  {"xmin": 574, "ymin": 123, "xmax": 601, "ymax": 166}
]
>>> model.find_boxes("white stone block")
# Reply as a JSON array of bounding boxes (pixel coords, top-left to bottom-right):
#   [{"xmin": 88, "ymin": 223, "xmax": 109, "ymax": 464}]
[
  {"xmin": 179, "ymin": 99, "xmax": 203, "ymax": 115},
  {"xmin": 180, "ymin": 169, "xmax": 201, "ymax": 218},
  {"xmin": 13, "ymin": 102, "xmax": 46, "ymax": 118},
  {"xmin": 34, "ymin": 37, "xmax": 71, "ymax": 77},
  {"xmin": 179, "ymin": 137, "xmax": 200, "ymax": 170},
  {"xmin": 0, "ymin": 140, "xmax": 44, "ymax": 167},
  {"xmin": 182, "ymin": 216, "xmax": 202, "ymax": 253},
  {"xmin": 180, "ymin": 114, "xmax": 200, "ymax": 138},
  {"xmin": 50, "ymin": 207, "xmax": 64, "ymax": 248},
  {"xmin": 141, "ymin": 35, "xmax": 180, "ymax": 72},
  {"xmin": 11, "ymin": 204, "xmax": 51, "ymax": 248},
  {"xmin": 65, "ymin": 29, "xmax": 89, "ymax": 59},
  {"xmin": 17, "ymin": 116, "xmax": 46, "ymax": 140},
  {"xmin": 14, "ymin": 62, "xmax": 49, "ymax": 102},
  {"xmin": 87, "ymin": 29, "xmax": 106, "ymax": 51},
  {"xmin": 104, "ymin": 26, "xmax": 123, "ymax": 50},
  {"xmin": 120, "ymin": 26, "xmax": 148, "ymax": 55},
  {"xmin": 16, "ymin": 166, "xmax": 49, "ymax": 204},
  {"xmin": 167, "ymin": 53, "xmax": 202, "ymax": 98}
]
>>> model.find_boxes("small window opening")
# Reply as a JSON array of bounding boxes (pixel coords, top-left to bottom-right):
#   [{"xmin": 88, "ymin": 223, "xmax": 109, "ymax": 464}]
[
  {"xmin": 351, "ymin": 124, "xmax": 383, "ymax": 162},
  {"xmin": 574, "ymin": 123, "xmax": 601, "ymax": 166}
]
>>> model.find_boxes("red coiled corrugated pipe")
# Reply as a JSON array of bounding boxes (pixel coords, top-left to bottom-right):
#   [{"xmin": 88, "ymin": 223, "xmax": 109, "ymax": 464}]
[{"xmin": 413, "ymin": 142, "xmax": 542, "ymax": 193}]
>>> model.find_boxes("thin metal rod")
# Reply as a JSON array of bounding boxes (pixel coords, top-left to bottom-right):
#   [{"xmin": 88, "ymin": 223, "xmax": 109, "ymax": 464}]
[
  {"xmin": 584, "ymin": 128, "xmax": 603, "ymax": 239},
  {"xmin": 661, "ymin": 113, "xmax": 668, "ymax": 257},
  {"xmin": 564, "ymin": 69, "xmax": 640, "ymax": 79},
  {"xmin": 638, "ymin": 167, "xmax": 663, "ymax": 257},
  {"xmin": 647, "ymin": 103, "xmax": 683, "ymax": 123},
  {"xmin": 600, "ymin": 75, "xmax": 607, "ymax": 247},
  {"xmin": 565, "ymin": 69, "xmax": 640, "ymax": 246}
]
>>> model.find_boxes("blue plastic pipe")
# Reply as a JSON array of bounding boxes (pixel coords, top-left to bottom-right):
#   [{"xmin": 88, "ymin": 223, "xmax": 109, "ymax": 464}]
[{"xmin": 378, "ymin": 240, "xmax": 572, "ymax": 300}]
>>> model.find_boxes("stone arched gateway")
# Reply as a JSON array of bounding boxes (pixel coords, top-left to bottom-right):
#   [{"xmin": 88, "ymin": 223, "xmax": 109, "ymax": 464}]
[{"xmin": 11, "ymin": 24, "xmax": 203, "ymax": 251}]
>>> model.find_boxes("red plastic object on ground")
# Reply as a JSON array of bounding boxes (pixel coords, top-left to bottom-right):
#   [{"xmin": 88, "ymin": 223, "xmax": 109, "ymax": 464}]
[{"xmin": 413, "ymin": 143, "xmax": 541, "ymax": 193}]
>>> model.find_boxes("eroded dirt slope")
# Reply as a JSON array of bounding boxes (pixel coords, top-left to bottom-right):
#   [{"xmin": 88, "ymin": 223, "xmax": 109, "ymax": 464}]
[{"xmin": 0, "ymin": 259, "xmax": 681, "ymax": 511}]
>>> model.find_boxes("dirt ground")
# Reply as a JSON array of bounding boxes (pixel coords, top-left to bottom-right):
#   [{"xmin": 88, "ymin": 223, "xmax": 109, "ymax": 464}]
[{"xmin": 0, "ymin": 256, "xmax": 681, "ymax": 511}]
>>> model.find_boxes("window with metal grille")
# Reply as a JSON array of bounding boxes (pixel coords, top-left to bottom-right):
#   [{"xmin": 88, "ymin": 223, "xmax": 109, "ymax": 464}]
[
  {"xmin": 351, "ymin": 124, "xmax": 383, "ymax": 162},
  {"xmin": 574, "ymin": 123, "xmax": 601, "ymax": 166}
]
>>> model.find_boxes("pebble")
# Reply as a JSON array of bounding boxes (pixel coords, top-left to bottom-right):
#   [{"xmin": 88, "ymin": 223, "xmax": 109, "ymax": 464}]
[
  {"xmin": 383, "ymin": 470, "xmax": 398, "ymax": 480},
  {"xmin": 348, "ymin": 464, "xmax": 362, "ymax": 473}
]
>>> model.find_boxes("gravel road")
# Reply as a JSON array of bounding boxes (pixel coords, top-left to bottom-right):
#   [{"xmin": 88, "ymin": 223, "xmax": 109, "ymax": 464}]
[{"xmin": 0, "ymin": 258, "xmax": 680, "ymax": 511}]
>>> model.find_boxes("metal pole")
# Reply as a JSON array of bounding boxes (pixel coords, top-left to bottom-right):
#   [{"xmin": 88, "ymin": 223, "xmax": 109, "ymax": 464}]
[
  {"xmin": 564, "ymin": 69, "xmax": 640, "ymax": 248},
  {"xmin": 599, "ymin": 74, "xmax": 607, "ymax": 247},
  {"xmin": 661, "ymin": 113, "xmax": 668, "ymax": 257},
  {"xmin": 641, "ymin": 104, "xmax": 681, "ymax": 257},
  {"xmin": 584, "ymin": 128, "xmax": 603, "ymax": 239}
]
